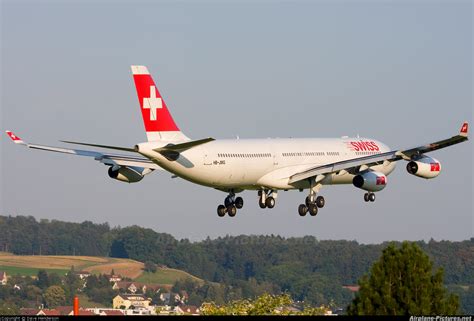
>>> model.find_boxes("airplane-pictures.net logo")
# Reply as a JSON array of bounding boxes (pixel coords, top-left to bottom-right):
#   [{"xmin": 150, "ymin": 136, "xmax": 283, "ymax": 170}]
[{"xmin": 346, "ymin": 141, "xmax": 380, "ymax": 152}]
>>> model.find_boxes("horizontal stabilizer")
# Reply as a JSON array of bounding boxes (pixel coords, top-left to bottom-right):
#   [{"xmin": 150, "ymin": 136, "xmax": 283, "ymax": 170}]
[{"xmin": 154, "ymin": 137, "xmax": 215, "ymax": 153}]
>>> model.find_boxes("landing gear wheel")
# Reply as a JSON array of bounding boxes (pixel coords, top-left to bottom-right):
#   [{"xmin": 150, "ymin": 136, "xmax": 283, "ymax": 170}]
[
  {"xmin": 298, "ymin": 204, "xmax": 308, "ymax": 216},
  {"xmin": 235, "ymin": 197, "xmax": 244, "ymax": 209},
  {"xmin": 364, "ymin": 193, "xmax": 370, "ymax": 202},
  {"xmin": 316, "ymin": 196, "xmax": 325, "ymax": 208},
  {"xmin": 217, "ymin": 205, "xmax": 226, "ymax": 217},
  {"xmin": 259, "ymin": 199, "xmax": 267, "ymax": 209},
  {"xmin": 265, "ymin": 197, "xmax": 275, "ymax": 209},
  {"xmin": 227, "ymin": 205, "xmax": 237, "ymax": 217},
  {"xmin": 308, "ymin": 203, "xmax": 318, "ymax": 216},
  {"xmin": 369, "ymin": 193, "xmax": 376, "ymax": 202}
]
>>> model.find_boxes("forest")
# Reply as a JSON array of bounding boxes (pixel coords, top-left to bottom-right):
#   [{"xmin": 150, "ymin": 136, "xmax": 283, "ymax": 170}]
[{"xmin": 0, "ymin": 215, "xmax": 472, "ymax": 312}]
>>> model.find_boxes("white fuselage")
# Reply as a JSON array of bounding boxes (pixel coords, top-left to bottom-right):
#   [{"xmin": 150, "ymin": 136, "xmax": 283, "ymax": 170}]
[{"xmin": 138, "ymin": 137, "xmax": 397, "ymax": 192}]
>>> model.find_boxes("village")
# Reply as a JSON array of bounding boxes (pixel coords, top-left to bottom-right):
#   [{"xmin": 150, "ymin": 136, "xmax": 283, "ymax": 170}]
[{"xmin": 1, "ymin": 269, "xmax": 202, "ymax": 316}]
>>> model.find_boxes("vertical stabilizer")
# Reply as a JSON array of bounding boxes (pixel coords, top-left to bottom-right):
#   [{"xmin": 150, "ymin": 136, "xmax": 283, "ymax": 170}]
[{"xmin": 131, "ymin": 65, "xmax": 189, "ymax": 142}]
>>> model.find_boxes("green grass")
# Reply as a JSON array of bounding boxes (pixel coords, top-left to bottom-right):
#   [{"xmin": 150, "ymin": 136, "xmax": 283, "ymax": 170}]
[
  {"xmin": 0, "ymin": 265, "xmax": 69, "ymax": 277},
  {"xmin": 135, "ymin": 268, "xmax": 203, "ymax": 285},
  {"xmin": 76, "ymin": 294, "xmax": 109, "ymax": 309}
]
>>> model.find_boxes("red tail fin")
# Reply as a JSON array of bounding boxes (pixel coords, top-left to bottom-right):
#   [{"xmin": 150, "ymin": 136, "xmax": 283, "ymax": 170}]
[{"xmin": 131, "ymin": 66, "xmax": 187, "ymax": 141}]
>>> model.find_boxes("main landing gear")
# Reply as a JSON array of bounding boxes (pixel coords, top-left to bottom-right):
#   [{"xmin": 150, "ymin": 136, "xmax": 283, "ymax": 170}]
[
  {"xmin": 258, "ymin": 190, "xmax": 277, "ymax": 209},
  {"xmin": 217, "ymin": 192, "xmax": 244, "ymax": 217},
  {"xmin": 364, "ymin": 192, "xmax": 376, "ymax": 202},
  {"xmin": 298, "ymin": 195, "xmax": 325, "ymax": 217}
]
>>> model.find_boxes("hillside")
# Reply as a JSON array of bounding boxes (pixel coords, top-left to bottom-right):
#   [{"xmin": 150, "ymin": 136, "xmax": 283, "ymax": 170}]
[
  {"xmin": 1, "ymin": 215, "xmax": 472, "ymax": 313},
  {"xmin": 136, "ymin": 267, "xmax": 204, "ymax": 285},
  {"xmin": 0, "ymin": 252, "xmax": 202, "ymax": 284}
]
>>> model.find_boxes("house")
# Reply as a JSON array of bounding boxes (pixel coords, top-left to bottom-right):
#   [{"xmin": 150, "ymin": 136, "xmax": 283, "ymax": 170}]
[
  {"xmin": 102, "ymin": 310, "xmax": 125, "ymax": 316},
  {"xmin": 113, "ymin": 281, "xmax": 141, "ymax": 293},
  {"xmin": 113, "ymin": 294, "xmax": 152, "ymax": 309},
  {"xmin": 0, "ymin": 271, "xmax": 7, "ymax": 285},
  {"xmin": 21, "ymin": 307, "xmax": 96, "ymax": 316},
  {"xmin": 75, "ymin": 271, "xmax": 91, "ymax": 280},
  {"xmin": 342, "ymin": 285, "xmax": 360, "ymax": 292},
  {"xmin": 158, "ymin": 291, "xmax": 187, "ymax": 305},
  {"xmin": 112, "ymin": 281, "xmax": 171, "ymax": 294},
  {"xmin": 105, "ymin": 274, "xmax": 122, "ymax": 282},
  {"xmin": 55, "ymin": 306, "xmax": 74, "ymax": 316},
  {"xmin": 76, "ymin": 309, "xmax": 95, "ymax": 316},
  {"xmin": 86, "ymin": 308, "xmax": 125, "ymax": 316},
  {"xmin": 173, "ymin": 305, "xmax": 200, "ymax": 315},
  {"xmin": 37, "ymin": 309, "xmax": 61, "ymax": 316},
  {"xmin": 20, "ymin": 308, "xmax": 41, "ymax": 315}
]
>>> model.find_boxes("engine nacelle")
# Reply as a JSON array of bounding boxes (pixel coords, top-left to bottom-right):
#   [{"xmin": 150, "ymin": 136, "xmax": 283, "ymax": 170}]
[
  {"xmin": 406, "ymin": 156, "xmax": 441, "ymax": 179},
  {"xmin": 353, "ymin": 171, "xmax": 387, "ymax": 192},
  {"xmin": 108, "ymin": 166, "xmax": 144, "ymax": 183}
]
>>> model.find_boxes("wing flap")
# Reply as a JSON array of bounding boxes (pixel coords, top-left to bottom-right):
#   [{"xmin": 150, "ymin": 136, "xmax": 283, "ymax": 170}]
[{"xmin": 60, "ymin": 140, "xmax": 137, "ymax": 152}]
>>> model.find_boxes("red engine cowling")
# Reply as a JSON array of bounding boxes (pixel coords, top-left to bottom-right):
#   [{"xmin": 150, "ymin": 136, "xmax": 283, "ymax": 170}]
[
  {"xmin": 352, "ymin": 171, "xmax": 387, "ymax": 192},
  {"xmin": 406, "ymin": 156, "xmax": 441, "ymax": 179}
]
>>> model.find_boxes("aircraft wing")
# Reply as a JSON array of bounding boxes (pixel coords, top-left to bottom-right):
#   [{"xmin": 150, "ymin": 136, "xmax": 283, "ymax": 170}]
[
  {"xmin": 288, "ymin": 122, "xmax": 469, "ymax": 184},
  {"xmin": 5, "ymin": 131, "xmax": 161, "ymax": 170}
]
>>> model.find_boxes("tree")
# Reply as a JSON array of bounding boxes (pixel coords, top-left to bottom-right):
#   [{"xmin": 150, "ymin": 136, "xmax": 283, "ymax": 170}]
[
  {"xmin": 201, "ymin": 293, "xmax": 329, "ymax": 315},
  {"xmin": 144, "ymin": 261, "xmax": 157, "ymax": 273},
  {"xmin": 26, "ymin": 285, "xmax": 43, "ymax": 305},
  {"xmin": 36, "ymin": 270, "xmax": 50, "ymax": 289},
  {"xmin": 347, "ymin": 242, "xmax": 459, "ymax": 315},
  {"xmin": 64, "ymin": 269, "xmax": 82, "ymax": 302},
  {"xmin": 43, "ymin": 285, "xmax": 66, "ymax": 308},
  {"xmin": 0, "ymin": 301, "xmax": 19, "ymax": 315}
]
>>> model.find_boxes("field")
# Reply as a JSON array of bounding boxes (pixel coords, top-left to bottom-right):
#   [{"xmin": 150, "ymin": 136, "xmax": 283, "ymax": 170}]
[
  {"xmin": 0, "ymin": 265, "xmax": 69, "ymax": 277},
  {"xmin": 0, "ymin": 253, "xmax": 143, "ymax": 279},
  {"xmin": 0, "ymin": 252, "xmax": 200, "ymax": 285},
  {"xmin": 135, "ymin": 268, "xmax": 203, "ymax": 284}
]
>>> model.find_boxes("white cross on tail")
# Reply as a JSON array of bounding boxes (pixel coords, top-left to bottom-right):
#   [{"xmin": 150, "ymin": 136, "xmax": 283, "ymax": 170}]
[{"xmin": 143, "ymin": 86, "xmax": 163, "ymax": 121}]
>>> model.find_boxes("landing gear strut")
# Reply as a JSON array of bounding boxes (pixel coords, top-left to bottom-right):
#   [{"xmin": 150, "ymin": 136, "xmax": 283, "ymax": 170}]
[
  {"xmin": 299, "ymin": 195, "xmax": 325, "ymax": 217},
  {"xmin": 364, "ymin": 192, "xmax": 376, "ymax": 202},
  {"xmin": 299, "ymin": 180, "xmax": 325, "ymax": 217},
  {"xmin": 258, "ymin": 190, "xmax": 277, "ymax": 209},
  {"xmin": 217, "ymin": 192, "xmax": 244, "ymax": 217}
]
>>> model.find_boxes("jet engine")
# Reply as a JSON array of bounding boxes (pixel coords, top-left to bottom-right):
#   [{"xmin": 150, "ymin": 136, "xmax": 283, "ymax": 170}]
[
  {"xmin": 406, "ymin": 156, "xmax": 441, "ymax": 179},
  {"xmin": 108, "ymin": 166, "xmax": 144, "ymax": 183},
  {"xmin": 353, "ymin": 171, "xmax": 387, "ymax": 192}
]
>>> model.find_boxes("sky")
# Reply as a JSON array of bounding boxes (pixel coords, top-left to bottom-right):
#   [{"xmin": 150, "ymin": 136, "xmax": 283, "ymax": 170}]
[{"xmin": 1, "ymin": 0, "xmax": 472, "ymax": 244}]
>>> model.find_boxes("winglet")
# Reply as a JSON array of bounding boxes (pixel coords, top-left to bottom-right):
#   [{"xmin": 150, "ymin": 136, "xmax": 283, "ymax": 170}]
[
  {"xmin": 459, "ymin": 122, "xmax": 469, "ymax": 138},
  {"xmin": 5, "ymin": 131, "xmax": 26, "ymax": 145}
]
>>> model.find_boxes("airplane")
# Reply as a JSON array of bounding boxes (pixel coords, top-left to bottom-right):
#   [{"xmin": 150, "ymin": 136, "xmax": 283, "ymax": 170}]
[{"xmin": 6, "ymin": 65, "xmax": 469, "ymax": 218}]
